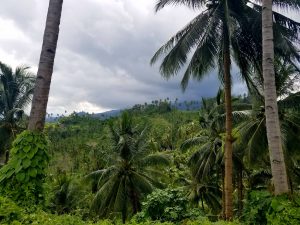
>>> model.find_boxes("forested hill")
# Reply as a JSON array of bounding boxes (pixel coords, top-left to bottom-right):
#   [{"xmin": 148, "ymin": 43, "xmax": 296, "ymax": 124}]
[{"xmin": 46, "ymin": 99, "xmax": 202, "ymax": 122}]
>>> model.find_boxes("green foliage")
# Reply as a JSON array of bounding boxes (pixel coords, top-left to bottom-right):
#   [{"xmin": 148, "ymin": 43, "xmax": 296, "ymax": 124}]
[
  {"xmin": 89, "ymin": 112, "xmax": 170, "ymax": 221},
  {"xmin": 0, "ymin": 62, "xmax": 36, "ymax": 156},
  {"xmin": 47, "ymin": 171, "xmax": 86, "ymax": 214},
  {"xmin": 266, "ymin": 195, "xmax": 300, "ymax": 225},
  {"xmin": 0, "ymin": 196, "xmax": 24, "ymax": 224},
  {"xmin": 137, "ymin": 188, "xmax": 202, "ymax": 222},
  {"xmin": 0, "ymin": 130, "xmax": 49, "ymax": 204},
  {"xmin": 242, "ymin": 191, "xmax": 272, "ymax": 225},
  {"xmin": 243, "ymin": 191, "xmax": 300, "ymax": 225},
  {"xmin": 183, "ymin": 219, "xmax": 240, "ymax": 225}
]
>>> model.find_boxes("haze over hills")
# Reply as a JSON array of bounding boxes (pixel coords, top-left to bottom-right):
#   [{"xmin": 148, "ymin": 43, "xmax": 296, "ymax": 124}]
[{"xmin": 46, "ymin": 100, "xmax": 202, "ymax": 122}]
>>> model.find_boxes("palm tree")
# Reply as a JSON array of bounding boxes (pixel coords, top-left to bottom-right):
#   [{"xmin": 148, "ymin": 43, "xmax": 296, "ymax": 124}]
[
  {"xmin": 261, "ymin": 0, "xmax": 290, "ymax": 194},
  {"xmin": 181, "ymin": 92, "xmax": 249, "ymax": 217},
  {"xmin": 28, "ymin": 0, "xmax": 63, "ymax": 132},
  {"xmin": 152, "ymin": 1, "xmax": 239, "ymax": 218},
  {"xmin": 87, "ymin": 112, "xmax": 169, "ymax": 222},
  {"xmin": 0, "ymin": 62, "xmax": 35, "ymax": 160},
  {"xmin": 235, "ymin": 84, "xmax": 300, "ymax": 195}
]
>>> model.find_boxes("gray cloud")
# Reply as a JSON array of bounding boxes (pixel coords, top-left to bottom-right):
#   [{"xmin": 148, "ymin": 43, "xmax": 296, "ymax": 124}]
[{"xmin": 0, "ymin": 0, "xmax": 260, "ymax": 114}]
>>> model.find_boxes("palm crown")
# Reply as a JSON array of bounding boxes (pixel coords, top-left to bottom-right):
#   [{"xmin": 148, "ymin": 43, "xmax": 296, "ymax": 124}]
[
  {"xmin": 87, "ymin": 112, "xmax": 170, "ymax": 222},
  {"xmin": 0, "ymin": 62, "xmax": 35, "ymax": 157}
]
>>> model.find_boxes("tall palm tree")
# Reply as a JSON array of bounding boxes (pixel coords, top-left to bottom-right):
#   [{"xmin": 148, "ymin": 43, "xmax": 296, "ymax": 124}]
[
  {"xmin": 235, "ymin": 60, "xmax": 300, "ymax": 193},
  {"xmin": 28, "ymin": 0, "xmax": 63, "ymax": 131},
  {"xmin": 152, "ymin": 1, "xmax": 239, "ymax": 219},
  {"xmin": 261, "ymin": 0, "xmax": 289, "ymax": 194},
  {"xmin": 181, "ymin": 92, "xmax": 250, "ymax": 217},
  {"xmin": 87, "ymin": 112, "xmax": 169, "ymax": 222},
  {"xmin": 0, "ymin": 62, "xmax": 35, "ymax": 160}
]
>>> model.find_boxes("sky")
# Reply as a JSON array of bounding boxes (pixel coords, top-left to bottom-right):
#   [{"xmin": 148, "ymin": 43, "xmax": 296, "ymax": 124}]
[{"xmin": 0, "ymin": 0, "xmax": 290, "ymax": 114}]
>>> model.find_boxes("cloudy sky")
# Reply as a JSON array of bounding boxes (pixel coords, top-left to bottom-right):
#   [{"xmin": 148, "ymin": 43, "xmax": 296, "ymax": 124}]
[{"xmin": 0, "ymin": 0, "xmax": 268, "ymax": 114}]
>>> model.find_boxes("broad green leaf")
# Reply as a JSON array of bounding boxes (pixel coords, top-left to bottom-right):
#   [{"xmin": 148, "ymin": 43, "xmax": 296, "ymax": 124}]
[
  {"xmin": 26, "ymin": 135, "xmax": 33, "ymax": 142},
  {"xmin": 27, "ymin": 149, "xmax": 36, "ymax": 159},
  {"xmin": 22, "ymin": 158, "xmax": 31, "ymax": 169},
  {"xmin": 271, "ymin": 199, "xmax": 285, "ymax": 212},
  {"xmin": 14, "ymin": 160, "xmax": 22, "ymax": 173},
  {"xmin": 23, "ymin": 145, "xmax": 31, "ymax": 153},
  {"xmin": 16, "ymin": 172, "xmax": 25, "ymax": 182},
  {"xmin": 28, "ymin": 168, "xmax": 37, "ymax": 177}
]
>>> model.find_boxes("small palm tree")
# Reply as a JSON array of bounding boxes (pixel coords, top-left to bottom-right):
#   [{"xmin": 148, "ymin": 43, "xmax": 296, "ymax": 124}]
[
  {"xmin": 87, "ymin": 112, "xmax": 169, "ymax": 222},
  {"xmin": 49, "ymin": 172, "xmax": 83, "ymax": 214},
  {"xmin": 0, "ymin": 62, "xmax": 35, "ymax": 159}
]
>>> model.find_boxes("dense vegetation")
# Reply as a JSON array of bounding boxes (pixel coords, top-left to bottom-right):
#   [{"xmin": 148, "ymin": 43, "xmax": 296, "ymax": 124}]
[
  {"xmin": 1, "ymin": 92, "xmax": 300, "ymax": 224},
  {"xmin": 1, "ymin": 0, "xmax": 300, "ymax": 224}
]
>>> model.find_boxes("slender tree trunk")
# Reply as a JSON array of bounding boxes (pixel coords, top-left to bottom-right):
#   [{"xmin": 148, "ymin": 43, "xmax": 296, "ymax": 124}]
[
  {"xmin": 223, "ymin": 0, "xmax": 233, "ymax": 220},
  {"xmin": 221, "ymin": 167, "xmax": 225, "ymax": 219},
  {"xmin": 130, "ymin": 189, "xmax": 141, "ymax": 214},
  {"xmin": 262, "ymin": 0, "xmax": 289, "ymax": 194},
  {"xmin": 237, "ymin": 167, "xmax": 243, "ymax": 216},
  {"xmin": 28, "ymin": 0, "xmax": 63, "ymax": 131}
]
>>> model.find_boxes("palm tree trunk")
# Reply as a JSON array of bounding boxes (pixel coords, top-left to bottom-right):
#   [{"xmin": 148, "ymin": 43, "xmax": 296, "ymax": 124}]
[
  {"xmin": 237, "ymin": 167, "xmax": 243, "ymax": 216},
  {"xmin": 28, "ymin": 0, "xmax": 63, "ymax": 131},
  {"xmin": 223, "ymin": 0, "xmax": 233, "ymax": 220},
  {"xmin": 221, "ymin": 167, "xmax": 225, "ymax": 219},
  {"xmin": 130, "ymin": 189, "xmax": 141, "ymax": 214},
  {"xmin": 262, "ymin": 0, "xmax": 289, "ymax": 194}
]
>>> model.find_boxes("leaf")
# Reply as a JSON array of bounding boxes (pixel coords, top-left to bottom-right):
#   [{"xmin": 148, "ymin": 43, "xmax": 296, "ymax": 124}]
[
  {"xmin": 23, "ymin": 145, "xmax": 31, "ymax": 153},
  {"xmin": 271, "ymin": 199, "xmax": 285, "ymax": 212},
  {"xmin": 37, "ymin": 143, "xmax": 45, "ymax": 150},
  {"xmin": 26, "ymin": 135, "xmax": 33, "ymax": 142},
  {"xmin": 26, "ymin": 148, "xmax": 36, "ymax": 159},
  {"xmin": 14, "ymin": 160, "xmax": 22, "ymax": 173},
  {"xmin": 28, "ymin": 168, "xmax": 37, "ymax": 177},
  {"xmin": 22, "ymin": 158, "xmax": 31, "ymax": 169},
  {"xmin": 16, "ymin": 172, "xmax": 25, "ymax": 182}
]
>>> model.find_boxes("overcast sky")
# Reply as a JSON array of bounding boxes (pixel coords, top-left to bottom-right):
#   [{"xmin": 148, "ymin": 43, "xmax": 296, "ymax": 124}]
[{"xmin": 0, "ymin": 0, "xmax": 284, "ymax": 114}]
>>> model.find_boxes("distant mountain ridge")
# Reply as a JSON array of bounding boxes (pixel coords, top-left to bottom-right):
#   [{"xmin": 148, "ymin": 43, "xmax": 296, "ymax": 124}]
[{"xmin": 46, "ymin": 100, "xmax": 202, "ymax": 122}]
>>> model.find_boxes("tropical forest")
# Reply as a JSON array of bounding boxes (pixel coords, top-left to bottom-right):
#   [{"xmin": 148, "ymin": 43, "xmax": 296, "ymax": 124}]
[{"xmin": 0, "ymin": 0, "xmax": 300, "ymax": 225}]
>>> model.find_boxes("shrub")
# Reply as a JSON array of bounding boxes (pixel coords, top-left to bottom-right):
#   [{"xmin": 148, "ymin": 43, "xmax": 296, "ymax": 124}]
[
  {"xmin": 0, "ymin": 196, "xmax": 24, "ymax": 224},
  {"xmin": 266, "ymin": 194, "xmax": 300, "ymax": 224},
  {"xmin": 243, "ymin": 190, "xmax": 300, "ymax": 225},
  {"xmin": 136, "ymin": 188, "xmax": 203, "ymax": 222}
]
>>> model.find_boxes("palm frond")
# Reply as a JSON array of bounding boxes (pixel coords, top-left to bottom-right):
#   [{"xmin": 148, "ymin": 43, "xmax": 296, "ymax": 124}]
[
  {"xmin": 155, "ymin": 0, "xmax": 206, "ymax": 11},
  {"xmin": 278, "ymin": 92, "xmax": 300, "ymax": 109},
  {"xmin": 180, "ymin": 136, "xmax": 208, "ymax": 150},
  {"xmin": 138, "ymin": 153, "xmax": 170, "ymax": 167}
]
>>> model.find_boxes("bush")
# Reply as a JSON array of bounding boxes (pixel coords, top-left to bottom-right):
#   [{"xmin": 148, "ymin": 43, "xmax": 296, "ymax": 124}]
[
  {"xmin": 0, "ymin": 131, "xmax": 50, "ymax": 205},
  {"xmin": 0, "ymin": 197, "xmax": 239, "ymax": 225},
  {"xmin": 266, "ymin": 194, "xmax": 300, "ymax": 224},
  {"xmin": 0, "ymin": 196, "xmax": 24, "ymax": 224},
  {"xmin": 243, "ymin": 190, "xmax": 300, "ymax": 225},
  {"xmin": 136, "ymin": 188, "xmax": 203, "ymax": 222}
]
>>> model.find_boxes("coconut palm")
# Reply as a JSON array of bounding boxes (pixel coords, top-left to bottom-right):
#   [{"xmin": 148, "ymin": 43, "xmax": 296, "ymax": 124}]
[
  {"xmin": 235, "ymin": 60, "xmax": 300, "ymax": 193},
  {"xmin": 0, "ymin": 62, "xmax": 35, "ymax": 160},
  {"xmin": 87, "ymin": 112, "xmax": 169, "ymax": 222},
  {"xmin": 181, "ymin": 92, "xmax": 250, "ymax": 216},
  {"xmin": 256, "ymin": 0, "xmax": 300, "ymax": 194},
  {"xmin": 188, "ymin": 178, "xmax": 222, "ymax": 213},
  {"xmin": 236, "ymin": 95, "xmax": 300, "ymax": 187},
  {"xmin": 28, "ymin": 0, "xmax": 63, "ymax": 131}
]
